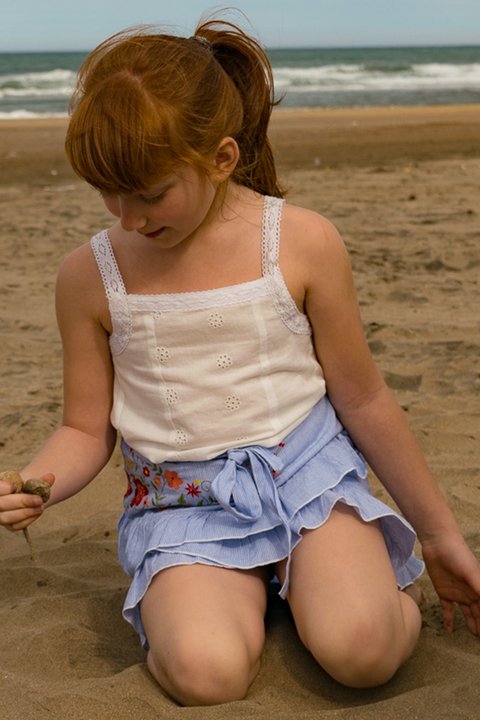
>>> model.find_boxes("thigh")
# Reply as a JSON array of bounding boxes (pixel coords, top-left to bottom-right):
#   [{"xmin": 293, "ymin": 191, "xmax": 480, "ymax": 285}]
[
  {"xmin": 276, "ymin": 503, "xmax": 413, "ymax": 644},
  {"xmin": 141, "ymin": 563, "xmax": 269, "ymax": 668},
  {"xmin": 275, "ymin": 504, "xmax": 421, "ymax": 687}
]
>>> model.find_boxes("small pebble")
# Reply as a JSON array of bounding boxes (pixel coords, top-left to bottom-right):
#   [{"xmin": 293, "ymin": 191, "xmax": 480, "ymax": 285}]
[{"xmin": 0, "ymin": 469, "xmax": 23, "ymax": 493}]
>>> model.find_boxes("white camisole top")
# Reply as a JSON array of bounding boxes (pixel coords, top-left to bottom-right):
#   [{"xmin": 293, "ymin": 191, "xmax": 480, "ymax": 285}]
[{"xmin": 91, "ymin": 195, "xmax": 326, "ymax": 462}]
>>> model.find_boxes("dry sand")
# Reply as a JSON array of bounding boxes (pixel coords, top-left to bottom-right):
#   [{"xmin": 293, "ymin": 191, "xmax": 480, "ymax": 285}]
[{"xmin": 0, "ymin": 106, "xmax": 479, "ymax": 719}]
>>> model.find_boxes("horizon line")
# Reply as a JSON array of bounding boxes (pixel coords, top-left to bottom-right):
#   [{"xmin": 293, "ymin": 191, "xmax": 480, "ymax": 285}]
[{"xmin": 1, "ymin": 41, "xmax": 480, "ymax": 54}]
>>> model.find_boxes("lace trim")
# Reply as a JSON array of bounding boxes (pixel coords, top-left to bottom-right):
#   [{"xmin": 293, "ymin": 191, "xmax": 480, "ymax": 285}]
[
  {"xmin": 127, "ymin": 278, "xmax": 268, "ymax": 312},
  {"xmin": 91, "ymin": 231, "xmax": 132, "ymax": 355},
  {"xmin": 262, "ymin": 197, "xmax": 311, "ymax": 335},
  {"xmin": 90, "ymin": 195, "xmax": 311, "ymax": 354}
]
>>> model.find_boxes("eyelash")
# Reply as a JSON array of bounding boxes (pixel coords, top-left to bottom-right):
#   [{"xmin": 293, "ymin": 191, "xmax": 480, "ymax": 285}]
[
  {"xmin": 98, "ymin": 189, "xmax": 168, "ymax": 204},
  {"xmin": 140, "ymin": 191, "xmax": 167, "ymax": 204}
]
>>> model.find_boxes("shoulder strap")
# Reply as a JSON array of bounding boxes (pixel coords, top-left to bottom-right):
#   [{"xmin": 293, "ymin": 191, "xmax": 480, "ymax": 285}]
[
  {"xmin": 261, "ymin": 195, "xmax": 284, "ymax": 277},
  {"xmin": 90, "ymin": 230, "xmax": 128, "ymax": 300},
  {"xmin": 261, "ymin": 196, "xmax": 312, "ymax": 336},
  {"xmin": 90, "ymin": 231, "xmax": 131, "ymax": 355}
]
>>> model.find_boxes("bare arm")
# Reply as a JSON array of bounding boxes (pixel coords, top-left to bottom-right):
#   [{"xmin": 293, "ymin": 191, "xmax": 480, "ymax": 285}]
[
  {"xmin": 290, "ymin": 208, "xmax": 480, "ymax": 633},
  {"xmin": 0, "ymin": 243, "xmax": 116, "ymax": 529},
  {"xmin": 304, "ymin": 224, "xmax": 455, "ymax": 540}
]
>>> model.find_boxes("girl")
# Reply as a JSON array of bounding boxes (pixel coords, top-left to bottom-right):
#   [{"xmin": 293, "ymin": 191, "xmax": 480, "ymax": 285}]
[{"xmin": 1, "ymin": 16, "xmax": 479, "ymax": 707}]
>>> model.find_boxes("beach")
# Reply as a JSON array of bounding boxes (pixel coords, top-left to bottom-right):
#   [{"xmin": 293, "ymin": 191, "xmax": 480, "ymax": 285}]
[{"xmin": 0, "ymin": 105, "xmax": 479, "ymax": 719}]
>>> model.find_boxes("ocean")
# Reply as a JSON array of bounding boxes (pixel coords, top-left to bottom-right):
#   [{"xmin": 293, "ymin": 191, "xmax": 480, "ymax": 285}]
[{"xmin": 0, "ymin": 45, "xmax": 479, "ymax": 118}]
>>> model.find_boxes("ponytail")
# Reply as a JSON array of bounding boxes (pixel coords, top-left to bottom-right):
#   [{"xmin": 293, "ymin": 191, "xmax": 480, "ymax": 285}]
[
  {"xmin": 66, "ymin": 16, "xmax": 284, "ymax": 198},
  {"xmin": 194, "ymin": 19, "xmax": 284, "ymax": 198}
]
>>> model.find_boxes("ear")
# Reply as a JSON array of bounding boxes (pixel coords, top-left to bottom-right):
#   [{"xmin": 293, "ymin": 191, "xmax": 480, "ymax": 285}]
[{"xmin": 211, "ymin": 136, "xmax": 239, "ymax": 182}]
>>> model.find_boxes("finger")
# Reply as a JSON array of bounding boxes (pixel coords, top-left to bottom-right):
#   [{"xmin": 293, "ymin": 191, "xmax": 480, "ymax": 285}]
[
  {"xmin": 0, "ymin": 480, "xmax": 19, "ymax": 496},
  {"xmin": 466, "ymin": 601, "xmax": 480, "ymax": 636},
  {"xmin": 459, "ymin": 604, "xmax": 478, "ymax": 636},
  {"xmin": 0, "ymin": 504, "xmax": 43, "ymax": 529},
  {"xmin": 460, "ymin": 602, "xmax": 480, "ymax": 635},
  {"xmin": 0, "ymin": 491, "xmax": 43, "ymax": 513},
  {"xmin": 11, "ymin": 513, "xmax": 44, "ymax": 531},
  {"xmin": 40, "ymin": 473, "xmax": 55, "ymax": 486},
  {"xmin": 440, "ymin": 599, "xmax": 455, "ymax": 633},
  {"xmin": 470, "ymin": 600, "xmax": 480, "ymax": 623}
]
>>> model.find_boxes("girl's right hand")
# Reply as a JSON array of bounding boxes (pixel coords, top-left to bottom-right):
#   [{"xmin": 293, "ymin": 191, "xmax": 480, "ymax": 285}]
[{"xmin": 0, "ymin": 474, "xmax": 55, "ymax": 532}]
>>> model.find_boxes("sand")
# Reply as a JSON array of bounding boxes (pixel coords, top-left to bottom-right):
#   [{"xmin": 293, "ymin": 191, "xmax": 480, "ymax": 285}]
[{"xmin": 0, "ymin": 105, "xmax": 479, "ymax": 719}]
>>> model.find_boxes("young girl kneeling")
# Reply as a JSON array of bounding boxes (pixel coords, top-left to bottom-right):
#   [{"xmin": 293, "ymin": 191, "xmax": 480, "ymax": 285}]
[{"xmin": 1, "ymin": 15, "xmax": 479, "ymax": 707}]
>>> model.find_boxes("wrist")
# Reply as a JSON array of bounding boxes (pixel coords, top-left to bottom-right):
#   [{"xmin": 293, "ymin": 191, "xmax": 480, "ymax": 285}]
[{"xmin": 417, "ymin": 521, "xmax": 462, "ymax": 548}]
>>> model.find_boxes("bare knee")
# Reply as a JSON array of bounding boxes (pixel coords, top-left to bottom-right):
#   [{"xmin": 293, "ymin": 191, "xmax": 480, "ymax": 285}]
[
  {"xmin": 299, "ymin": 601, "xmax": 421, "ymax": 688},
  {"xmin": 316, "ymin": 620, "xmax": 401, "ymax": 687},
  {"xmin": 147, "ymin": 637, "xmax": 258, "ymax": 706}
]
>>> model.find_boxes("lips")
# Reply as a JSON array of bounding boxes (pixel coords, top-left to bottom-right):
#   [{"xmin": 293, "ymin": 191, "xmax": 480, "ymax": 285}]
[{"xmin": 144, "ymin": 227, "xmax": 165, "ymax": 239}]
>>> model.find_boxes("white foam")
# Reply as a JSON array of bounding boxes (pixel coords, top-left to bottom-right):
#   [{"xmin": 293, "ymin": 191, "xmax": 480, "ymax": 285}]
[
  {"xmin": 273, "ymin": 63, "xmax": 480, "ymax": 93},
  {"xmin": 0, "ymin": 110, "xmax": 68, "ymax": 119}
]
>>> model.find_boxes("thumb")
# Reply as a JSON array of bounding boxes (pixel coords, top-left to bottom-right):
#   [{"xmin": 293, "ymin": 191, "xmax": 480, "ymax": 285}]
[{"xmin": 40, "ymin": 473, "xmax": 56, "ymax": 487}]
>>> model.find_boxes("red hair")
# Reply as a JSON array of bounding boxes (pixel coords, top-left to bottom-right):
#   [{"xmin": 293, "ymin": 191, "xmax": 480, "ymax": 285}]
[{"xmin": 65, "ymin": 17, "xmax": 284, "ymax": 197}]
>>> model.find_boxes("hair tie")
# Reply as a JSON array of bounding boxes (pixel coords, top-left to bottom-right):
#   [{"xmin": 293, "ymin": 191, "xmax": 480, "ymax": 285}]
[{"xmin": 190, "ymin": 35, "xmax": 213, "ymax": 52}]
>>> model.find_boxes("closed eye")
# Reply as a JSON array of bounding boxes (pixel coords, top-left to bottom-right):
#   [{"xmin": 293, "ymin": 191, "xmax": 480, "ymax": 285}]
[
  {"xmin": 139, "ymin": 185, "xmax": 172, "ymax": 204},
  {"xmin": 140, "ymin": 192, "xmax": 165, "ymax": 204}
]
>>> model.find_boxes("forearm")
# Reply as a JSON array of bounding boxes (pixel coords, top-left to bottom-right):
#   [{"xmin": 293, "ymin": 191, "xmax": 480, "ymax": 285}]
[
  {"xmin": 20, "ymin": 424, "xmax": 117, "ymax": 506},
  {"xmin": 334, "ymin": 384, "xmax": 459, "ymax": 542}
]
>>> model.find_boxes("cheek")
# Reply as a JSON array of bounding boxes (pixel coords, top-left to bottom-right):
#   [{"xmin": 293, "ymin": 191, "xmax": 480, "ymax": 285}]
[{"xmin": 102, "ymin": 196, "xmax": 120, "ymax": 217}]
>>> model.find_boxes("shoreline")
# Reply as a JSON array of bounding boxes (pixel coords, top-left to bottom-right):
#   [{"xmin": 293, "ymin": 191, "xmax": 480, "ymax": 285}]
[
  {"xmin": 1, "ymin": 102, "xmax": 478, "ymax": 122},
  {"xmin": 1, "ymin": 103, "xmax": 479, "ymax": 129}
]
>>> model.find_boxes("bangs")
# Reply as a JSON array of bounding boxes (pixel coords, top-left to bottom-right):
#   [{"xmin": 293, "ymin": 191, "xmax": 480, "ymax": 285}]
[
  {"xmin": 65, "ymin": 76, "xmax": 182, "ymax": 194},
  {"xmin": 64, "ymin": 25, "xmax": 255, "ymax": 195}
]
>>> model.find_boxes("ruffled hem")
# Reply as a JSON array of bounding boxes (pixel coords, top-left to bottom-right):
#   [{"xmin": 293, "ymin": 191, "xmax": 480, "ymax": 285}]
[
  {"xmin": 117, "ymin": 398, "xmax": 425, "ymax": 648},
  {"xmin": 121, "ymin": 473, "xmax": 424, "ymax": 648}
]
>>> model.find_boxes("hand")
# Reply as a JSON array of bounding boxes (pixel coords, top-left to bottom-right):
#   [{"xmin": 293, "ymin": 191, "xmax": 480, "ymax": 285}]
[
  {"xmin": 0, "ymin": 473, "xmax": 55, "ymax": 532},
  {"xmin": 422, "ymin": 531, "xmax": 480, "ymax": 636}
]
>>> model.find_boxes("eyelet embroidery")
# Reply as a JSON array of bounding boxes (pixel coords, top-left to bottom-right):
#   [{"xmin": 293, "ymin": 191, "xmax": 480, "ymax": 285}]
[
  {"xmin": 216, "ymin": 353, "xmax": 233, "ymax": 369},
  {"xmin": 173, "ymin": 429, "xmax": 188, "ymax": 446},
  {"xmin": 91, "ymin": 197, "xmax": 311, "ymax": 361},
  {"xmin": 225, "ymin": 395, "xmax": 241, "ymax": 411},
  {"xmin": 165, "ymin": 388, "xmax": 179, "ymax": 405},
  {"xmin": 208, "ymin": 312, "xmax": 224, "ymax": 328},
  {"xmin": 156, "ymin": 346, "xmax": 170, "ymax": 363}
]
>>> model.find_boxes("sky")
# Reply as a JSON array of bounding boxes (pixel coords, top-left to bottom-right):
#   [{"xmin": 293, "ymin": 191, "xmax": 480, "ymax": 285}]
[{"xmin": 2, "ymin": 0, "xmax": 480, "ymax": 52}]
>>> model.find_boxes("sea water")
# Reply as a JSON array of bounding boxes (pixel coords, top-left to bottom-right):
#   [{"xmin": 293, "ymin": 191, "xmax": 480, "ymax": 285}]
[{"xmin": 0, "ymin": 45, "xmax": 479, "ymax": 118}]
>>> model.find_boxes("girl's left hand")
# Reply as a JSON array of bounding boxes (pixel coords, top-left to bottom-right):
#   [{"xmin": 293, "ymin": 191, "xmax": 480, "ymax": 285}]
[{"xmin": 421, "ymin": 531, "xmax": 480, "ymax": 636}]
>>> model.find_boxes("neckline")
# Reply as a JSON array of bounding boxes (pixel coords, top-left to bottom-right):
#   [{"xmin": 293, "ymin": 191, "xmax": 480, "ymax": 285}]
[
  {"xmin": 125, "ymin": 275, "xmax": 267, "ymax": 301},
  {"xmin": 101, "ymin": 228, "xmax": 270, "ymax": 300},
  {"xmin": 99, "ymin": 195, "xmax": 283, "ymax": 300}
]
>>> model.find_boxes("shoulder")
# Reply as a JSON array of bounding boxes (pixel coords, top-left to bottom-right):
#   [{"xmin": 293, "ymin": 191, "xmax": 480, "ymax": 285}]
[
  {"xmin": 56, "ymin": 239, "xmax": 110, "ymax": 329},
  {"xmin": 56, "ymin": 240, "xmax": 99, "ymax": 294},
  {"xmin": 279, "ymin": 202, "xmax": 351, "ymax": 292},
  {"xmin": 281, "ymin": 202, "xmax": 346, "ymax": 255}
]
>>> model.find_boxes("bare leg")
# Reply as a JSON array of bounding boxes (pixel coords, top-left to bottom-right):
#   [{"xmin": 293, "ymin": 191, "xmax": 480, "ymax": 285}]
[
  {"xmin": 140, "ymin": 564, "xmax": 269, "ymax": 706},
  {"xmin": 276, "ymin": 504, "xmax": 422, "ymax": 688}
]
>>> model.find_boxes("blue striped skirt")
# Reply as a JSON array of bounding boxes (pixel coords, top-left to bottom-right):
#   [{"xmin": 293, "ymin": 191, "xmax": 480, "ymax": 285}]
[{"xmin": 118, "ymin": 396, "xmax": 424, "ymax": 648}]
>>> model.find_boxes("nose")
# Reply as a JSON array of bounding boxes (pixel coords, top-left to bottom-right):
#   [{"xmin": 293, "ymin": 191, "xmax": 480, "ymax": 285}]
[{"xmin": 118, "ymin": 197, "xmax": 147, "ymax": 232}]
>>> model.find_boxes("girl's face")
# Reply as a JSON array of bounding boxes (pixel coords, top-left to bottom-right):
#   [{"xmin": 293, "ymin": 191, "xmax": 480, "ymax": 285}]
[{"xmin": 101, "ymin": 165, "xmax": 218, "ymax": 249}]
